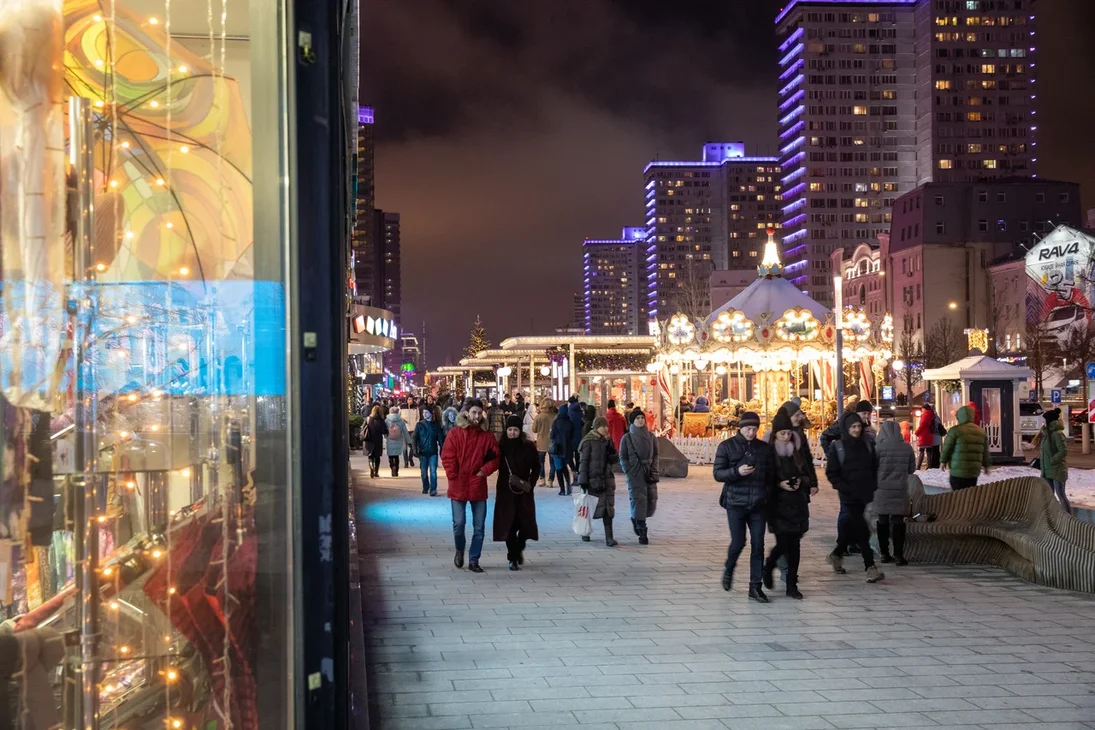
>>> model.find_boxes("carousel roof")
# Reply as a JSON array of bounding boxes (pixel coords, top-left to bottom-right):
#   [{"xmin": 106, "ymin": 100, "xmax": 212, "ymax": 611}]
[{"xmin": 708, "ymin": 231, "xmax": 831, "ymax": 323}]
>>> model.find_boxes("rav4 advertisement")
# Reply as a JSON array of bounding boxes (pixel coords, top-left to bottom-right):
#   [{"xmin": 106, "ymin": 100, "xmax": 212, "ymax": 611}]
[{"xmin": 1025, "ymin": 226, "xmax": 1095, "ymax": 348}]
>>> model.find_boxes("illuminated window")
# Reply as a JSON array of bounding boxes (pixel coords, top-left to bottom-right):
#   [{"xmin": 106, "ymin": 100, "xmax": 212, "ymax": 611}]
[
  {"xmin": 935, "ymin": 80, "xmax": 952, "ymax": 90},
  {"xmin": 967, "ymin": 112, "xmax": 982, "ymax": 122},
  {"xmin": 981, "ymin": 64, "xmax": 995, "ymax": 74},
  {"xmin": 938, "ymin": 159, "xmax": 954, "ymax": 169},
  {"xmin": 982, "ymin": 159, "xmax": 997, "ymax": 169},
  {"xmin": 968, "ymin": 143, "xmax": 983, "ymax": 153},
  {"xmin": 853, "ymin": 106, "xmax": 867, "ymax": 116}
]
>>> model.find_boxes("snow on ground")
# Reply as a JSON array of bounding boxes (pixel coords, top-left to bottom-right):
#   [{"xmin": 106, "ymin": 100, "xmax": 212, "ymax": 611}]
[{"xmin": 918, "ymin": 466, "xmax": 1095, "ymax": 507}]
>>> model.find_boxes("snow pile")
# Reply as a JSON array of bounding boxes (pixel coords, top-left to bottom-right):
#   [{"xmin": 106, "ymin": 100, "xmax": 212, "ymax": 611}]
[{"xmin": 918, "ymin": 467, "xmax": 1095, "ymax": 508}]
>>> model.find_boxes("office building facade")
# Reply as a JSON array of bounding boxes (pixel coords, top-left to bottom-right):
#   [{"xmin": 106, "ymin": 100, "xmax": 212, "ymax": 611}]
[
  {"xmin": 584, "ymin": 227, "xmax": 646, "ymax": 335},
  {"xmin": 645, "ymin": 143, "xmax": 780, "ymax": 322}
]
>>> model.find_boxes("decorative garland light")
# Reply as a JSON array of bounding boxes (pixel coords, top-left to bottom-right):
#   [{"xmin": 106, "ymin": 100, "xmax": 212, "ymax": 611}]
[
  {"xmin": 666, "ymin": 314, "xmax": 696, "ymax": 345},
  {"xmin": 712, "ymin": 310, "xmax": 753, "ymax": 343}
]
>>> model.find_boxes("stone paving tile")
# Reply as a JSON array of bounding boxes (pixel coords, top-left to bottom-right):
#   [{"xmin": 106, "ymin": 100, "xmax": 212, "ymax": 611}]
[{"xmin": 356, "ymin": 465, "xmax": 1095, "ymax": 730}]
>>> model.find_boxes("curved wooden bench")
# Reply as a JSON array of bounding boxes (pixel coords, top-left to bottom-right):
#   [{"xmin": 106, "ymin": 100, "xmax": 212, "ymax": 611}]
[{"xmin": 906, "ymin": 476, "xmax": 1095, "ymax": 594}]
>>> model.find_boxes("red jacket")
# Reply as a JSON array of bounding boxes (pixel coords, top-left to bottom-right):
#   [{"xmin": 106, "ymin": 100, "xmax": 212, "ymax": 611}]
[
  {"xmin": 606, "ymin": 408, "xmax": 627, "ymax": 450},
  {"xmin": 915, "ymin": 408, "xmax": 939, "ymax": 447},
  {"xmin": 440, "ymin": 413, "xmax": 500, "ymax": 502}
]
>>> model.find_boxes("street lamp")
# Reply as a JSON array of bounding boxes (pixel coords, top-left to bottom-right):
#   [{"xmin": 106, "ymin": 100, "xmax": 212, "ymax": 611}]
[
  {"xmin": 892, "ymin": 359, "xmax": 905, "ymax": 371},
  {"xmin": 948, "ymin": 301, "xmax": 958, "ymax": 311}
]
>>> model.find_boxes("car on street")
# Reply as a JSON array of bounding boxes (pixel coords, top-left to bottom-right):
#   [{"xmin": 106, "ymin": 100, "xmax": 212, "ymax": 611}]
[{"xmin": 1020, "ymin": 401, "xmax": 1044, "ymax": 441}]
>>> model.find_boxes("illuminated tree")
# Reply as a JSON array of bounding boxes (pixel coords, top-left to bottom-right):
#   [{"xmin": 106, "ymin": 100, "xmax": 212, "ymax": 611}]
[{"xmin": 464, "ymin": 315, "xmax": 491, "ymax": 359}]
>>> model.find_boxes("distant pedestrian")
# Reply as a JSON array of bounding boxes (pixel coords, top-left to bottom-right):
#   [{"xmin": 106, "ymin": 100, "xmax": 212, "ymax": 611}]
[
  {"xmin": 363, "ymin": 405, "xmax": 386, "ymax": 478},
  {"xmin": 940, "ymin": 404, "xmax": 990, "ymax": 491},
  {"xmin": 899, "ymin": 420, "xmax": 912, "ymax": 444},
  {"xmin": 875, "ymin": 420, "xmax": 915, "ymax": 566},
  {"xmin": 1038, "ymin": 408, "xmax": 1071, "ymax": 514},
  {"xmin": 821, "ymin": 400, "xmax": 875, "ymax": 557},
  {"xmin": 825, "ymin": 412, "xmax": 884, "ymax": 583},
  {"xmin": 581, "ymin": 403, "xmax": 597, "ymax": 440},
  {"xmin": 605, "ymin": 399, "xmax": 627, "ymax": 450},
  {"xmin": 619, "ymin": 409, "xmax": 659, "ymax": 545},
  {"xmin": 763, "ymin": 409, "xmax": 816, "ymax": 600},
  {"xmin": 713, "ymin": 411, "xmax": 773, "ymax": 602},
  {"xmin": 494, "ymin": 415, "xmax": 540, "ymax": 570},
  {"xmin": 442, "ymin": 404, "xmax": 459, "ymax": 435},
  {"xmin": 578, "ymin": 416, "xmax": 619, "ymax": 547},
  {"xmin": 401, "ymin": 398, "xmax": 419, "ymax": 468},
  {"xmin": 487, "ymin": 399, "xmax": 506, "ymax": 441},
  {"xmin": 441, "ymin": 400, "xmax": 500, "ymax": 573},
  {"xmin": 532, "ymin": 399, "xmax": 555, "ymax": 487},
  {"xmin": 693, "ymin": 393, "xmax": 710, "ymax": 413},
  {"xmin": 567, "ymin": 396, "xmax": 584, "ymax": 471},
  {"xmin": 384, "ymin": 407, "xmax": 412, "ymax": 477},
  {"xmin": 915, "ymin": 404, "xmax": 944, "ymax": 469},
  {"xmin": 414, "ymin": 406, "xmax": 445, "ymax": 496},
  {"xmin": 550, "ymin": 405, "xmax": 574, "ymax": 495}
]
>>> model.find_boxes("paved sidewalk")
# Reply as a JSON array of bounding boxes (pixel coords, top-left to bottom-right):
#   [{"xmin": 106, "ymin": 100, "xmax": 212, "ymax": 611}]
[{"xmin": 354, "ymin": 458, "xmax": 1095, "ymax": 730}]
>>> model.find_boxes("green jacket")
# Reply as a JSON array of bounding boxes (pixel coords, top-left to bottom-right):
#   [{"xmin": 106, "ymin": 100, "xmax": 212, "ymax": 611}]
[
  {"xmin": 940, "ymin": 406, "xmax": 990, "ymax": 478},
  {"xmin": 1038, "ymin": 420, "xmax": 1068, "ymax": 484}
]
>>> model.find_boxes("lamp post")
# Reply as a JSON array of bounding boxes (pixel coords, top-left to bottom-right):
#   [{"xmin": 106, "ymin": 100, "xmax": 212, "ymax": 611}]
[
  {"xmin": 834, "ymin": 274, "xmax": 846, "ymax": 422},
  {"xmin": 892, "ymin": 358, "xmax": 905, "ymax": 401}
]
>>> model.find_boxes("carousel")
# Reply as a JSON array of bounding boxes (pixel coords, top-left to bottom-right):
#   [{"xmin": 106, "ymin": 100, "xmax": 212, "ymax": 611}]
[{"xmin": 650, "ymin": 228, "xmax": 895, "ymax": 448}]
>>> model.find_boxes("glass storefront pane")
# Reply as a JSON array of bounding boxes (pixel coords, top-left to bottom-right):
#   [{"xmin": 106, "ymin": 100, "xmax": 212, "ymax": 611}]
[{"xmin": 0, "ymin": 0, "xmax": 292, "ymax": 726}]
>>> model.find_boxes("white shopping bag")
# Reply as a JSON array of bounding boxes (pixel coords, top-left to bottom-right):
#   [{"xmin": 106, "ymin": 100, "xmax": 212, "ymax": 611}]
[{"xmin": 571, "ymin": 492, "xmax": 596, "ymax": 537}]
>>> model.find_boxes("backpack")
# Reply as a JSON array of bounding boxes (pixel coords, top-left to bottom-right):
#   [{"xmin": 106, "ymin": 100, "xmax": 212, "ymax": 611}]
[
  {"xmin": 832, "ymin": 439, "xmax": 875, "ymax": 465},
  {"xmin": 388, "ymin": 421, "xmax": 402, "ymax": 441}
]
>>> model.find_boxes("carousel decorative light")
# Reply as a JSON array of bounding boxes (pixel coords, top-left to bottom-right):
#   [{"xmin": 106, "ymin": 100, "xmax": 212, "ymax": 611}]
[
  {"xmin": 842, "ymin": 308, "xmax": 872, "ymax": 343},
  {"xmin": 666, "ymin": 314, "xmax": 696, "ymax": 345},
  {"xmin": 712, "ymin": 309, "xmax": 754, "ymax": 343},
  {"xmin": 881, "ymin": 314, "xmax": 894, "ymax": 343},
  {"xmin": 774, "ymin": 308, "xmax": 820, "ymax": 342}
]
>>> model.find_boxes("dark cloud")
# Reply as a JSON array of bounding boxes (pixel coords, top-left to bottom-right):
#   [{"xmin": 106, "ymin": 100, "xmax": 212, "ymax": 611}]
[{"xmin": 362, "ymin": 0, "xmax": 1095, "ymax": 368}]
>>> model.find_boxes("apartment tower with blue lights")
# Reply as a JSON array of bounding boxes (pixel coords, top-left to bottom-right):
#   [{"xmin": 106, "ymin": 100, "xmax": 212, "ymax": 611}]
[
  {"xmin": 583, "ymin": 227, "xmax": 647, "ymax": 335},
  {"xmin": 645, "ymin": 143, "xmax": 781, "ymax": 324},
  {"xmin": 775, "ymin": 0, "xmax": 1037, "ymax": 307}
]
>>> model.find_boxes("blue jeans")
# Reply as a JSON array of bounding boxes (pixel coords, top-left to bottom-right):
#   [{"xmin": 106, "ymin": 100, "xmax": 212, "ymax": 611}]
[
  {"xmin": 451, "ymin": 499, "xmax": 487, "ymax": 562},
  {"xmin": 419, "ymin": 454, "xmax": 438, "ymax": 494},
  {"xmin": 725, "ymin": 506, "xmax": 767, "ymax": 585}
]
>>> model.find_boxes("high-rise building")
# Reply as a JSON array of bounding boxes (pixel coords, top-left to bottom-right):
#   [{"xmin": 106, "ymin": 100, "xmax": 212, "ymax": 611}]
[
  {"xmin": 645, "ymin": 143, "xmax": 780, "ymax": 322},
  {"xmin": 913, "ymin": 0, "xmax": 1036, "ymax": 184},
  {"xmin": 584, "ymin": 227, "xmax": 645, "ymax": 335},
  {"xmin": 775, "ymin": 0, "xmax": 1038, "ymax": 307},
  {"xmin": 776, "ymin": 2, "xmax": 918, "ymax": 307},
  {"xmin": 352, "ymin": 106, "xmax": 376, "ymax": 301},
  {"xmin": 375, "ymin": 210, "xmax": 403, "ymax": 372}
]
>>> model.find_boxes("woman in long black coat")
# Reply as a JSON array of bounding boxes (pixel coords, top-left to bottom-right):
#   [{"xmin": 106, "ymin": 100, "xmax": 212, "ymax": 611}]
[
  {"xmin": 494, "ymin": 415, "xmax": 541, "ymax": 571},
  {"xmin": 763, "ymin": 409, "xmax": 817, "ymax": 599},
  {"xmin": 362, "ymin": 405, "xmax": 387, "ymax": 478}
]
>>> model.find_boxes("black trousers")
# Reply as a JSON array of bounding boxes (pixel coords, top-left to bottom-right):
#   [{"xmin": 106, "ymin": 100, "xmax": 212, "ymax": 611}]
[
  {"xmin": 389, "ymin": 455, "xmax": 400, "ymax": 474},
  {"xmin": 369, "ymin": 451, "xmax": 381, "ymax": 473},
  {"xmin": 917, "ymin": 445, "xmax": 940, "ymax": 469},
  {"xmin": 505, "ymin": 524, "xmax": 529, "ymax": 562},
  {"xmin": 950, "ymin": 475, "xmax": 977, "ymax": 491},
  {"xmin": 876, "ymin": 514, "xmax": 906, "ymax": 558},
  {"xmin": 766, "ymin": 533, "xmax": 802, "ymax": 584},
  {"xmin": 835, "ymin": 502, "xmax": 875, "ymax": 569}
]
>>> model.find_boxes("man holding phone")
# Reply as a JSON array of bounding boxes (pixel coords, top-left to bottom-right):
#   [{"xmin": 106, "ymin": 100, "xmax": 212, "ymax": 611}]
[{"xmin": 713, "ymin": 411, "xmax": 776, "ymax": 603}]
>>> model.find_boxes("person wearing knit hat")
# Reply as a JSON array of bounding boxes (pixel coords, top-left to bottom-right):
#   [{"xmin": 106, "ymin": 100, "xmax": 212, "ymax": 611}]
[
  {"xmin": 578, "ymin": 416, "xmax": 620, "ymax": 546},
  {"xmin": 494, "ymin": 415, "xmax": 541, "ymax": 570},
  {"xmin": 763, "ymin": 408, "xmax": 817, "ymax": 599},
  {"xmin": 619, "ymin": 409, "xmax": 659, "ymax": 545},
  {"xmin": 825, "ymin": 412, "xmax": 884, "ymax": 583},
  {"xmin": 713, "ymin": 410, "xmax": 776, "ymax": 602},
  {"xmin": 1036, "ymin": 408, "xmax": 1071, "ymax": 514},
  {"xmin": 628, "ymin": 407, "xmax": 645, "ymax": 425}
]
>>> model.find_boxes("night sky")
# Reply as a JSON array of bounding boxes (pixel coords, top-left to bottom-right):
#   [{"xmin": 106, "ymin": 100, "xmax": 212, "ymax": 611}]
[{"xmin": 362, "ymin": 0, "xmax": 1095, "ymax": 369}]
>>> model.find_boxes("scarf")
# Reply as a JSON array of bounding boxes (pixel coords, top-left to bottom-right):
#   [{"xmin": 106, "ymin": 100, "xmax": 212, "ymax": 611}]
[{"xmin": 628, "ymin": 424, "xmax": 651, "ymax": 463}]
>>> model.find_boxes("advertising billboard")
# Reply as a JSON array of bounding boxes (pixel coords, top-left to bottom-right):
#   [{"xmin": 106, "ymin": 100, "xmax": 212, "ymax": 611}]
[{"xmin": 1025, "ymin": 226, "xmax": 1095, "ymax": 348}]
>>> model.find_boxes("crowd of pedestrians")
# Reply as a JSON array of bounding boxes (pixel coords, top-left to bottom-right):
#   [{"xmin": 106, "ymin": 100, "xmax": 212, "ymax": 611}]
[{"xmin": 359, "ymin": 389, "xmax": 1072, "ymax": 582}]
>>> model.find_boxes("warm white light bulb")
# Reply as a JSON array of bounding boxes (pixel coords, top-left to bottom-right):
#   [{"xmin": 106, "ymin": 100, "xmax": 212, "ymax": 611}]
[{"xmin": 149, "ymin": 100, "xmax": 159, "ymax": 109}]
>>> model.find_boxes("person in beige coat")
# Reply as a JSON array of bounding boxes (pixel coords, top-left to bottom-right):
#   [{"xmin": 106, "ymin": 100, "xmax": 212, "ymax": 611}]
[{"xmin": 532, "ymin": 399, "xmax": 556, "ymax": 487}]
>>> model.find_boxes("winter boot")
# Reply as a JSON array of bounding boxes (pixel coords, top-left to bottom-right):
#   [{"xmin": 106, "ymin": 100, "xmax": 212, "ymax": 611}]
[
  {"xmin": 721, "ymin": 567, "xmax": 733, "ymax": 592},
  {"xmin": 877, "ymin": 520, "xmax": 893, "ymax": 563},
  {"xmin": 637, "ymin": 522, "xmax": 649, "ymax": 545},
  {"xmin": 827, "ymin": 551, "xmax": 847, "ymax": 574},
  {"xmin": 581, "ymin": 535, "xmax": 591, "ymax": 542},
  {"xmin": 631, "ymin": 518, "xmax": 640, "ymax": 536},
  {"xmin": 762, "ymin": 555, "xmax": 776, "ymax": 590},
  {"xmin": 604, "ymin": 517, "xmax": 618, "ymax": 547},
  {"xmin": 786, "ymin": 580, "xmax": 803, "ymax": 600},
  {"xmin": 866, "ymin": 565, "xmax": 885, "ymax": 583},
  {"xmin": 748, "ymin": 584, "xmax": 770, "ymax": 603}
]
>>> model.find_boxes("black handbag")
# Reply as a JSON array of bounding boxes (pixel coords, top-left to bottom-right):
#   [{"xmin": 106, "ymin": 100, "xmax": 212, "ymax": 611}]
[{"xmin": 505, "ymin": 456, "xmax": 534, "ymax": 495}]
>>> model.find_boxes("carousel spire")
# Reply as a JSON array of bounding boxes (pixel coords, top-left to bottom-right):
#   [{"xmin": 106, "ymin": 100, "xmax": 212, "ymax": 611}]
[{"xmin": 757, "ymin": 226, "xmax": 784, "ymax": 279}]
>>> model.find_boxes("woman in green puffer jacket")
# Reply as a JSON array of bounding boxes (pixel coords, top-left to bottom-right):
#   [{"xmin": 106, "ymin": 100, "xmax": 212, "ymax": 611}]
[
  {"xmin": 1037, "ymin": 409, "xmax": 1071, "ymax": 514},
  {"xmin": 940, "ymin": 405, "xmax": 990, "ymax": 491}
]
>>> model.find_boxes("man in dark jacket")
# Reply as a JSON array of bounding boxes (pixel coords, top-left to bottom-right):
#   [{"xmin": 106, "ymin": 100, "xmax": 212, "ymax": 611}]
[
  {"xmin": 825, "ymin": 412, "xmax": 884, "ymax": 583},
  {"xmin": 713, "ymin": 411, "xmax": 776, "ymax": 603},
  {"xmin": 820, "ymin": 399, "xmax": 875, "ymax": 555},
  {"xmin": 413, "ymin": 408, "xmax": 445, "ymax": 496}
]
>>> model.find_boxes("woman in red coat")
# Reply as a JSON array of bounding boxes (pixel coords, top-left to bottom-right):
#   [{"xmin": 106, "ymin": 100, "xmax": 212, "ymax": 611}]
[
  {"xmin": 914, "ymin": 403, "xmax": 943, "ymax": 469},
  {"xmin": 605, "ymin": 399, "xmax": 627, "ymax": 450},
  {"xmin": 440, "ymin": 401, "xmax": 499, "ymax": 572},
  {"xmin": 494, "ymin": 415, "xmax": 540, "ymax": 571}
]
